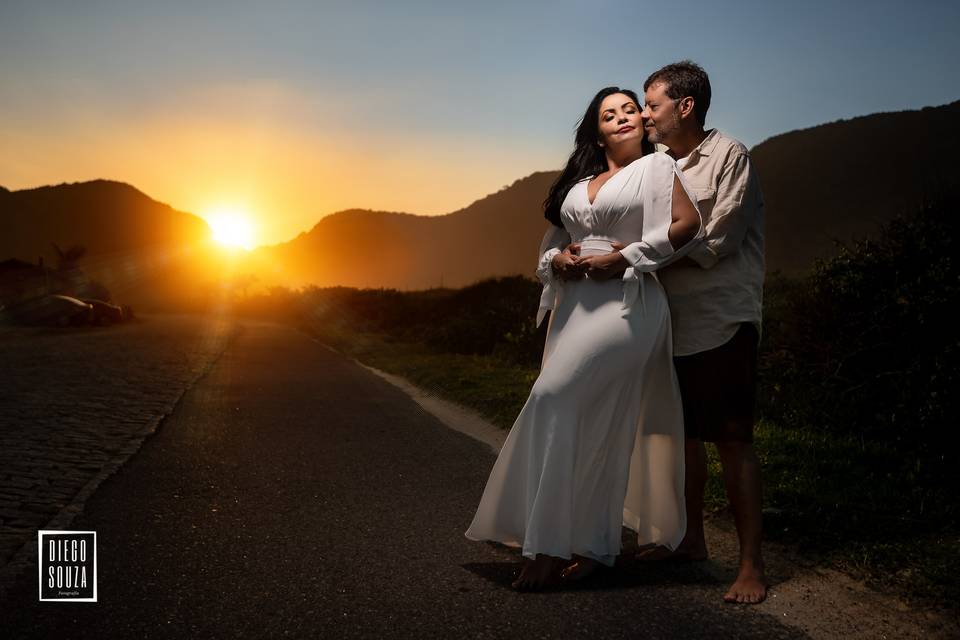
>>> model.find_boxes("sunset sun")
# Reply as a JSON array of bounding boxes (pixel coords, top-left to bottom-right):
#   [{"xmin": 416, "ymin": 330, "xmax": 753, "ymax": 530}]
[{"xmin": 208, "ymin": 206, "xmax": 256, "ymax": 250}]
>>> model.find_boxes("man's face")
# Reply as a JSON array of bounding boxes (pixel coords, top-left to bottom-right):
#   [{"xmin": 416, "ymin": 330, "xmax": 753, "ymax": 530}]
[{"xmin": 641, "ymin": 82, "xmax": 682, "ymax": 146}]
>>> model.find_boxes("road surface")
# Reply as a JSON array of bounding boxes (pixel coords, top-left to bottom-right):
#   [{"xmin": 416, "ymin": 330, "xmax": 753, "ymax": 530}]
[{"xmin": 0, "ymin": 314, "xmax": 813, "ymax": 638}]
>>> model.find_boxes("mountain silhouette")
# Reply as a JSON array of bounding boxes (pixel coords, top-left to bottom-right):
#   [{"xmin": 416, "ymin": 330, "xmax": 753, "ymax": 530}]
[
  {"xmin": 0, "ymin": 179, "xmax": 209, "ymax": 259},
  {"xmin": 752, "ymin": 100, "xmax": 960, "ymax": 273},
  {"xmin": 250, "ymin": 172, "xmax": 560, "ymax": 290},
  {"xmin": 0, "ymin": 180, "xmax": 214, "ymax": 309},
  {"xmin": 2, "ymin": 100, "xmax": 957, "ymax": 300}
]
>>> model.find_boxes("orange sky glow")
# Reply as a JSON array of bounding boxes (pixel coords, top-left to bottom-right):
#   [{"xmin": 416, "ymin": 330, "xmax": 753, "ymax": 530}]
[{"xmin": 0, "ymin": 83, "xmax": 556, "ymax": 248}]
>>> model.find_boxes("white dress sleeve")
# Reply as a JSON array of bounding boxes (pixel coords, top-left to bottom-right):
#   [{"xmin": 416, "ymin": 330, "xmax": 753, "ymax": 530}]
[
  {"xmin": 618, "ymin": 152, "xmax": 704, "ymax": 272},
  {"xmin": 535, "ymin": 224, "xmax": 571, "ymax": 327}
]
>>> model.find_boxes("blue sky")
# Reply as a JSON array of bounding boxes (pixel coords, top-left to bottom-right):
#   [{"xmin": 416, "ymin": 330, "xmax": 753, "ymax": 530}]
[{"xmin": 1, "ymin": 0, "xmax": 957, "ymax": 243}]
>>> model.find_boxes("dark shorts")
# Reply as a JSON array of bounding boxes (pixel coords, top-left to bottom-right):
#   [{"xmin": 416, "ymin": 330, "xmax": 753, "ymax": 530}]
[{"xmin": 673, "ymin": 322, "xmax": 759, "ymax": 443}]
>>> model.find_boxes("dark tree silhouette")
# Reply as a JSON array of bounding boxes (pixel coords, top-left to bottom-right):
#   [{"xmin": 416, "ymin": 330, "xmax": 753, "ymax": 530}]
[{"xmin": 51, "ymin": 242, "xmax": 87, "ymax": 271}]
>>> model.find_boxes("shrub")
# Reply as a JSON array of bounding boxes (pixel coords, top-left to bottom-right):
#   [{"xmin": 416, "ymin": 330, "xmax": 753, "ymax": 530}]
[{"xmin": 759, "ymin": 197, "xmax": 959, "ymax": 529}]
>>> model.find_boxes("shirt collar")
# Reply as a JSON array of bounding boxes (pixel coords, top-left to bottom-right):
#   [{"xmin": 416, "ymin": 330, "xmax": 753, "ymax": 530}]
[
  {"xmin": 690, "ymin": 128, "xmax": 720, "ymax": 158},
  {"xmin": 674, "ymin": 128, "xmax": 718, "ymax": 168}
]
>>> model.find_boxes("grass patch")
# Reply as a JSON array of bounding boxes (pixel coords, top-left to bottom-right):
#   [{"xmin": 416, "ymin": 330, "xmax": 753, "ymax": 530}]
[{"xmin": 739, "ymin": 421, "xmax": 956, "ymax": 606}]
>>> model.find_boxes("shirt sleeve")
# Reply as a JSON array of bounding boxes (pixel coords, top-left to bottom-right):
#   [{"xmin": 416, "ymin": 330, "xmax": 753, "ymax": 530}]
[
  {"xmin": 618, "ymin": 153, "xmax": 704, "ymax": 272},
  {"xmin": 687, "ymin": 150, "xmax": 760, "ymax": 270}
]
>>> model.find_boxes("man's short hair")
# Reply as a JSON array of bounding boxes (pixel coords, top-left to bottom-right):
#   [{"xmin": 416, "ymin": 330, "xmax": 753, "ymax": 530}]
[{"xmin": 644, "ymin": 61, "xmax": 711, "ymax": 127}]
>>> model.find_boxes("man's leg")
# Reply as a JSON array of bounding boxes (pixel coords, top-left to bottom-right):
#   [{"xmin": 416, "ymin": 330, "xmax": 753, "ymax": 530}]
[
  {"xmin": 637, "ymin": 437, "xmax": 708, "ymax": 561},
  {"xmin": 681, "ymin": 437, "xmax": 708, "ymax": 558},
  {"xmin": 715, "ymin": 440, "xmax": 766, "ymax": 604}
]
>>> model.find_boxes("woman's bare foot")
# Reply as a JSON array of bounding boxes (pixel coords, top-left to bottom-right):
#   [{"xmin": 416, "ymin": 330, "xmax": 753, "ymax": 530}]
[
  {"xmin": 560, "ymin": 555, "xmax": 603, "ymax": 582},
  {"xmin": 723, "ymin": 562, "xmax": 767, "ymax": 604},
  {"xmin": 511, "ymin": 554, "xmax": 566, "ymax": 592}
]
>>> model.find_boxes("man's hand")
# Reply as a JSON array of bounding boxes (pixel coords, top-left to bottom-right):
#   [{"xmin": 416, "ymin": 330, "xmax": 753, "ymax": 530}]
[
  {"xmin": 580, "ymin": 251, "xmax": 629, "ymax": 280},
  {"xmin": 551, "ymin": 243, "xmax": 585, "ymax": 280}
]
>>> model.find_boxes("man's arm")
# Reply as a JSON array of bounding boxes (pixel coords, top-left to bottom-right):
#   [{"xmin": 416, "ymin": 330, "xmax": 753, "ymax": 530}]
[
  {"xmin": 686, "ymin": 150, "xmax": 761, "ymax": 270},
  {"xmin": 616, "ymin": 154, "xmax": 705, "ymax": 274},
  {"xmin": 588, "ymin": 173, "xmax": 702, "ymax": 279}
]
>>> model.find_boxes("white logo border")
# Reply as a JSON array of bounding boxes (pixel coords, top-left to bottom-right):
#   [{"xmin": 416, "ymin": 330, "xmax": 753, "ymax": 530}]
[{"xmin": 37, "ymin": 530, "xmax": 98, "ymax": 603}]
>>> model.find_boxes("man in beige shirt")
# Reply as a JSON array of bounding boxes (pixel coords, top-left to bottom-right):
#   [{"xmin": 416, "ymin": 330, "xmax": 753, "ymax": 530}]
[{"xmin": 547, "ymin": 61, "xmax": 766, "ymax": 603}]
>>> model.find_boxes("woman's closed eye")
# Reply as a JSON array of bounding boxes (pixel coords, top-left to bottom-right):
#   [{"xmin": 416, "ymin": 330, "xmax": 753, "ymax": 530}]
[{"xmin": 605, "ymin": 113, "xmax": 634, "ymax": 122}]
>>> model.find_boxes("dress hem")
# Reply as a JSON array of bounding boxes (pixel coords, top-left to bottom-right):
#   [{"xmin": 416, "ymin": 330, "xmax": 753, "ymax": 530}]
[{"xmin": 464, "ymin": 530, "xmax": 622, "ymax": 568}]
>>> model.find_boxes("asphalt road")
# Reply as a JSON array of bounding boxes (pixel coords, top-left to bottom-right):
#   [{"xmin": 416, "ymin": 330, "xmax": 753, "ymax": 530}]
[{"xmin": 1, "ymin": 319, "xmax": 804, "ymax": 639}]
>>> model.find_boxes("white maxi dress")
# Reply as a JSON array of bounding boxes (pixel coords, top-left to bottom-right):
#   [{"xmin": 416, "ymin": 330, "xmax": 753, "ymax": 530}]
[{"xmin": 464, "ymin": 152, "xmax": 703, "ymax": 566}]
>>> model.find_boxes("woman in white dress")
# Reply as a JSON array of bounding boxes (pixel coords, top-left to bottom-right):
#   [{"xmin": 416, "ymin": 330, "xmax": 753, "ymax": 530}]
[{"xmin": 464, "ymin": 87, "xmax": 704, "ymax": 591}]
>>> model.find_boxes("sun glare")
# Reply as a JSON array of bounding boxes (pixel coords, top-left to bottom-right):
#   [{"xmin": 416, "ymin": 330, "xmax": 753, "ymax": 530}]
[{"xmin": 208, "ymin": 207, "xmax": 256, "ymax": 250}]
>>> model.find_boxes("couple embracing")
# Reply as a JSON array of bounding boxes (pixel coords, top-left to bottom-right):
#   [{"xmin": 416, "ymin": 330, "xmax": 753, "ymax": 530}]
[{"xmin": 465, "ymin": 61, "xmax": 767, "ymax": 604}]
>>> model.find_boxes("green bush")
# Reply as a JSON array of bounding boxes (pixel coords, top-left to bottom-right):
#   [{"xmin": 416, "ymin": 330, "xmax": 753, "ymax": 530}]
[{"xmin": 758, "ymin": 197, "xmax": 959, "ymax": 532}]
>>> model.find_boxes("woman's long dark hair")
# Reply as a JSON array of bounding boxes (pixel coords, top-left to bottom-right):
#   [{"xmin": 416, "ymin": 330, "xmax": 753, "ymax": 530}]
[{"xmin": 543, "ymin": 86, "xmax": 654, "ymax": 227}]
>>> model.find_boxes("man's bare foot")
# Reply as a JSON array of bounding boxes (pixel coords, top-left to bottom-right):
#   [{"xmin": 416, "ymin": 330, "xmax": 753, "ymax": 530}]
[
  {"xmin": 636, "ymin": 539, "xmax": 708, "ymax": 563},
  {"xmin": 723, "ymin": 563, "xmax": 767, "ymax": 604},
  {"xmin": 511, "ymin": 554, "xmax": 566, "ymax": 592},
  {"xmin": 560, "ymin": 555, "xmax": 603, "ymax": 582}
]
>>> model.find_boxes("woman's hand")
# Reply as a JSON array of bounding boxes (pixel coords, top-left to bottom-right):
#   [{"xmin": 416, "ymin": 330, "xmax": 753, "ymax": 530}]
[
  {"xmin": 580, "ymin": 251, "xmax": 629, "ymax": 280},
  {"xmin": 551, "ymin": 243, "xmax": 585, "ymax": 280}
]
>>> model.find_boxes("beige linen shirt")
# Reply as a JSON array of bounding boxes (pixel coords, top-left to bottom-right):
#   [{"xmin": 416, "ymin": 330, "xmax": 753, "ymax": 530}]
[{"xmin": 658, "ymin": 128, "xmax": 765, "ymax": 356}]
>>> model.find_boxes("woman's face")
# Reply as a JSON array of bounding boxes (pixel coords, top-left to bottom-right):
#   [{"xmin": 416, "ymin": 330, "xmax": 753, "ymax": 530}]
[{"xmin": 596, "ymin": 93, "xmax": 643, "ymax": 149}]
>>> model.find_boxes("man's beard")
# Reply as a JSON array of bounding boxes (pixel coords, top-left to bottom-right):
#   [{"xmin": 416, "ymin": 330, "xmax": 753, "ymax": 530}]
[{"xmin": 647, "ymin": 112, "xmax": 681, "ymax": 144}]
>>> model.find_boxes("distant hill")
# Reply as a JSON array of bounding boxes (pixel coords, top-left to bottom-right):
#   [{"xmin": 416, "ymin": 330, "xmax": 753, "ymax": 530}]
[
  {"xmin": 0, "ymin": 180, "xmax": 214, "ymax": 309},
  {"xmin": 2, "ymin": 100, "xmax": 958, "ymax": 300},
  {"xmin": 0, "ymin": 179, "xmax": 209, "ymax": 259},
  {"xmin": 250, "ymin": 172, "xmax": 560, "ymax": 290},
  {"xmin": 752, "ymin": 100, "xmax": 960, "ymax": 274}
]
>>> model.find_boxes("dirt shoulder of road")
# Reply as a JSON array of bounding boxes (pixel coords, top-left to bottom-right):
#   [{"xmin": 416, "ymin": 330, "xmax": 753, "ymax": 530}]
[{"xmin": 342, "ymin": 348, "xmax": 959, "ymax": 640}]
